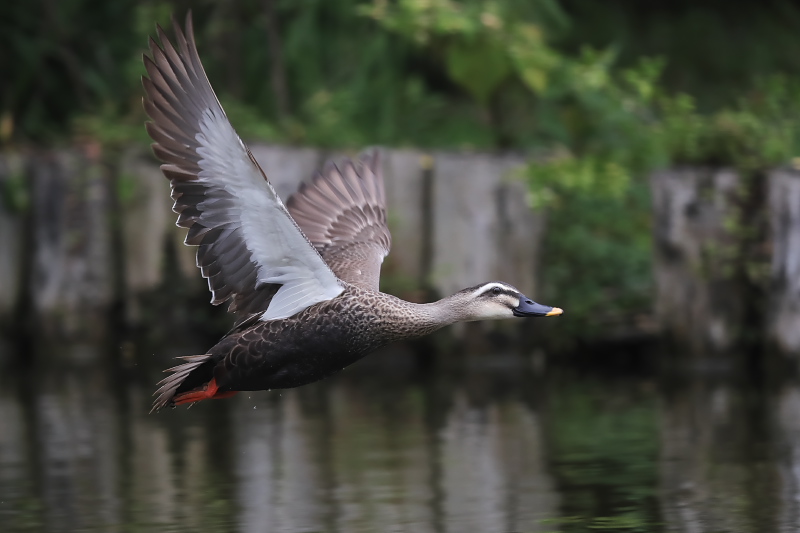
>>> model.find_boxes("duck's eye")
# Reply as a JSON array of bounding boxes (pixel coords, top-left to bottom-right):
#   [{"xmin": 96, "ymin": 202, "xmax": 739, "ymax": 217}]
[{"xmin": 491, "ymin": 287, "xmax": 502, "ymax": 295}]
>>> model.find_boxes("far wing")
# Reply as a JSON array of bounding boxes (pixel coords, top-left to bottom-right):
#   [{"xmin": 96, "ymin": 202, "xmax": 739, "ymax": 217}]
[
  {"xmin": 286, "ymin": 151, "xmax": 391, "ymax": 292},
  {"xmin": 143, "ymin": 15, "xmax": 343, "ymax": 320}
]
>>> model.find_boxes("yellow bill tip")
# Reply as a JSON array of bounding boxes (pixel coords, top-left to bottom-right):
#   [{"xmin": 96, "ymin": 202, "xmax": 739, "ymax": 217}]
[{"xmin": 546, "ymin": 307, "xmax": 564, "ymax": 317}]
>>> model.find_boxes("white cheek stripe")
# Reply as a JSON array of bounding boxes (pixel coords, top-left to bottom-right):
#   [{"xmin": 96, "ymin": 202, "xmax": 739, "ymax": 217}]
[{"xmin": 471, "ymin": 282, "xmax": 511, "ymax": 298}]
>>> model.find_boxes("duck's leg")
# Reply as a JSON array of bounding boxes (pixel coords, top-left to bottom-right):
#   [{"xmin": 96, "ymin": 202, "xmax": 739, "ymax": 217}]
[{"xmin": 172, "ymin": 377, "xmax": 239, "ymax": 406}]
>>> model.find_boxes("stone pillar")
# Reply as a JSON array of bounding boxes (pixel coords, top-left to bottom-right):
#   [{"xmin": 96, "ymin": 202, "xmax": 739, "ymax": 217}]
[
  {"xmin": 28, "ymin": 149, "xmax": 115, "ymax": 339},
  {"xmin": 768, "ymin": 168, "xmax": 800, "ymax": 356},
  {"xmin": 119, "ymin": 149, "xmax": 174, "ymax": 323},
  {"xmin": 381, "ymin": 149, "xmax": 430, "ymax": 299},
  {"xmin": 650, "ymin": 168, "xmax": 745, "ymax": 355},
  {"xmin": 431, "ymin": 152, "xmax": 542, "ymax": 298},
  {"xmin": 652, "ymin": 166, "xmax": 800, "ymax": 359},
  {"xmin": 429, "ymin": 152, "xmax": 544, "ymax": 342}
]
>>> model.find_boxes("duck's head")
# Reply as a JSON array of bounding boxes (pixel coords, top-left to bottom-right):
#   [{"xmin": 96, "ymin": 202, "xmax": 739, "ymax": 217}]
[{"xmin": 454, "ymin": 281, "xmax": 563, "ymax": 321}]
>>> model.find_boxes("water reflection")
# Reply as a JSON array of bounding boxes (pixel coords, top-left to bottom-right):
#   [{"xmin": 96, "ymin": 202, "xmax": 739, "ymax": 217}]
[
  {"xmin": 3, "ymin": 347, "xmax": 800, "ymax": 532},
  {"xmin": 658, "ymin": 379, "xmax": 782, "ymax": 533},
  {"xmin": 777, "ymin": 386, "xmax": 800, "ymax": 532}
]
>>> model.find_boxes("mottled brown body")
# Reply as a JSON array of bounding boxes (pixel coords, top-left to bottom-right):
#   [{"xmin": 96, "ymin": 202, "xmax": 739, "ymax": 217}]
[{"xmin": 176, "ymin": 284, "xmax": 440, "ymax": 397}]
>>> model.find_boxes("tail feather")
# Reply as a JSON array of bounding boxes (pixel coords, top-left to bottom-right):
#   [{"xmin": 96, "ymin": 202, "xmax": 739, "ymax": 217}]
[{"xmin": 151, "ymin": 354, "xmax": 212, "ymax": 413}]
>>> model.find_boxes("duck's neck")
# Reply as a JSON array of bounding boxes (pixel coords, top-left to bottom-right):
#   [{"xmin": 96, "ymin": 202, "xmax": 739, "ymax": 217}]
[
  {"xmin": 418, "ymin": 297, "xmax": 470, "ymax": 327},
  {"xmin": 382, "ymin": 293, "xmax": 470, "ymax": 340}
]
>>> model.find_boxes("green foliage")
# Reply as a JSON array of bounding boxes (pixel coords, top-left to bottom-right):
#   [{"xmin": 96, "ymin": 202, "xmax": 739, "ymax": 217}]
[
  {"xmin": 0, "ymin": 0, "xmax": 154, "ymax": 142},
  {"xmin": 538, "ymin": 184, "xmax": 653, "ymax": 343},
  {"xmin": 558, "ymin": 0, "xmax": 800, "ymax": 109},
  {"xmin": 519, "ymin": 57, "xmax": 663, "ymax": 341},
  {"xmin": 71, "ymin": 105, "xmax": 150, "ymax": 148},
  {"xmin": 446, "ymin": 39, "xmax": 512, "ymax": 103},
  {"xmin": 527, "ymin": 57, "xmax": 666, "ymax": 206},
  {"xmin": 5, "ymin": 0, "xmax": 800, "ymax": 154},
  {"xmin": 116, "ymin": 173, "xmax": 139, "ymax": 205},
  {"xmin": 657, "ymin": 76, "xmax": 800, "ymax": 171},
  {"xmin": 0, "ymin": 157, "xmax": 29, "ymax": 214},
  {"xmin": 216, "ymin": 98, "xmax": 280, "ymax": 143},
  {"xmin": 361, "ymin": 0, "xmax": 567, "ymax": 101}
]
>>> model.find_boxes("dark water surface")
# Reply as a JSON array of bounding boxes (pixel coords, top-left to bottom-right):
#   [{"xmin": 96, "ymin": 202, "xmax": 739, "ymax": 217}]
[{"xmin": 1, "ymin": 344, "xmax": 798, "ymax": 533}]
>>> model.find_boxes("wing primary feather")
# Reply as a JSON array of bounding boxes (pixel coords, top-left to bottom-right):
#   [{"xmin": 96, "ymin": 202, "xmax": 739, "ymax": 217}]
[
  {"xmin": 285, "ymin": 151, "xmax": 391, "ymax": 292},
  {"xmin": 143, "ymin": 15, "xmax": 343, "ymax": 317}
]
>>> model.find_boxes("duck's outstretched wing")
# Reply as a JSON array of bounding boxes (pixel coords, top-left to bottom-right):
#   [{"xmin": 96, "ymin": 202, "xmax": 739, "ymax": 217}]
[
  {"xmin": 143, "ymin": 14, "xmax": 343, "ymax": 320},
  {"xmin": 286, "ymin": 151, "xmax": 391, "ymax": 292}
]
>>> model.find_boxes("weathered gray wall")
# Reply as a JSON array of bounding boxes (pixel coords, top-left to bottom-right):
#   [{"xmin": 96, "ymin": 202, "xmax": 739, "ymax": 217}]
[
  {"xmin": 8, "ymin": 150, "xmax": 800, "ymax": 356},
  {"xmin": 0, "ymin": 149, "xmax": 116, "ymax": 339},
  {"xmin": 651, "ymin": 168, "xmax": 744, "ymax": 354},
  {"xmin": 651, "ymin": 167, "xmax": 800, "ymax": 359},
  {"xmin": 769, "ymin": 169, "xmax": 800, "ymax": 354},
  {"xmin": 431, "ymin": 153, "xmax": 542, "ymax": 299},
  {"xmin": 0, "ymin": 145, "xmax": 545, "ymax": 343},
  {"xmin": 381, "ymin": 150, "xmax": 432, "ymax": 292}
]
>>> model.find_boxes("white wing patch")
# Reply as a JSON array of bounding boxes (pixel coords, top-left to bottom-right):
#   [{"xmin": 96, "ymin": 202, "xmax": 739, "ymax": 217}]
[
  {"xmin": 260, "ymin": 273, "xmax": 342, "ymax": 320},
  {"xmin": 195, "ymin": 108, "xmax": 344, "ymax": 320}
]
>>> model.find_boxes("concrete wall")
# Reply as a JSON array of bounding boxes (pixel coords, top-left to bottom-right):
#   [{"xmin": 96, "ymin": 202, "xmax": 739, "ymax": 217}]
[
  {"xmin": 651, "ymin": 166, "xmax": 800, "ymax": 359},
  {"xmin": 768, "ymin": 169, "xmax": 800, "ymax": 354},
  {"xmin": 0, "ymin": 145, "xmax": 545, "ymax": 343},
  {"xmin": 0, "ymin": 149, "xmax": 115, "ymax": 339},
  {"xmin": 7, "ymin": 148, "xmax": 800, "ymax": 358},
  {"xmin": 650, "ymin": 168, "xmax": 744, "ymax": 354}
]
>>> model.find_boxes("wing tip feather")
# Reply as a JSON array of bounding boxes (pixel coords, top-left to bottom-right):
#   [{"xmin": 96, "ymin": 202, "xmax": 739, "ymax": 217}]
[{"xmin": 142, "ymin": 12, "xmax": 344, "ymax": 317}]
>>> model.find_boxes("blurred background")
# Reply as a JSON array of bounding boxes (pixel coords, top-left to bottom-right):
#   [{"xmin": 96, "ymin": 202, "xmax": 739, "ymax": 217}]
[{"xmin": 3, "ymin": 0, "xmax": 800, "ymax": 531}]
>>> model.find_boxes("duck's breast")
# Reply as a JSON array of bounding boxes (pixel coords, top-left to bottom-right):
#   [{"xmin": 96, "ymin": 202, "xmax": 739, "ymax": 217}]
[{"xmin": 220, "ymin": 290, "xmax": 394, "ymax": 390}]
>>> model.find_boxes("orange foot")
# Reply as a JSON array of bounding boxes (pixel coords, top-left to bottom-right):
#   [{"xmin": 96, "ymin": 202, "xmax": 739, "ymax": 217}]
[{"xmin": 173, "ymin": 377, "xmax": 239, "ymax": 406}]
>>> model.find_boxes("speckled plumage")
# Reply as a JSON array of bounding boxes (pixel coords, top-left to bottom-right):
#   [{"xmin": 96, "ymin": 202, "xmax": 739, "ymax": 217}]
[{"xmin": 152, "ymin": 282, "xmax": 455, "ymax": 411}]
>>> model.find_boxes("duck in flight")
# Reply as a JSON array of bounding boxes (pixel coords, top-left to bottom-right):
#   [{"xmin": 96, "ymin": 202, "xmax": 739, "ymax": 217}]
[{"xmin": 143, "ymin": 15, "xmax": 563, "ymax": 412}]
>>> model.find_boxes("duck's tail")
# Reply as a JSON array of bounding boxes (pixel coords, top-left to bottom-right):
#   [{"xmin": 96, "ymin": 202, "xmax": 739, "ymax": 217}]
[{"xmin": 151, "ymin": 355, "xmax": 237, "ymax": 412}]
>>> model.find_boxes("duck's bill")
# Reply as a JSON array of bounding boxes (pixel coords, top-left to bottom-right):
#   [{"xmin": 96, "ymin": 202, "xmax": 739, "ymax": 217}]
[{"xmin": 513, "ymin": 296, "xmax": 563, "ymax": 317}]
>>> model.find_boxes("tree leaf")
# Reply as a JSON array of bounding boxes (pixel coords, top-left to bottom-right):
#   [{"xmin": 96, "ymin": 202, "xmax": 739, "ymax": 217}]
[{"xmin": 445, "ymin": 38, "xmax": 510, "ymax": 104}]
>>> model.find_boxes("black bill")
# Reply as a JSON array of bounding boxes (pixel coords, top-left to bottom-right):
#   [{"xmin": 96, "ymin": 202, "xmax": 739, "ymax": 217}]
[{"xmin": 512, "ymin": 295, "xmax": 563, "ymax": 317}]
